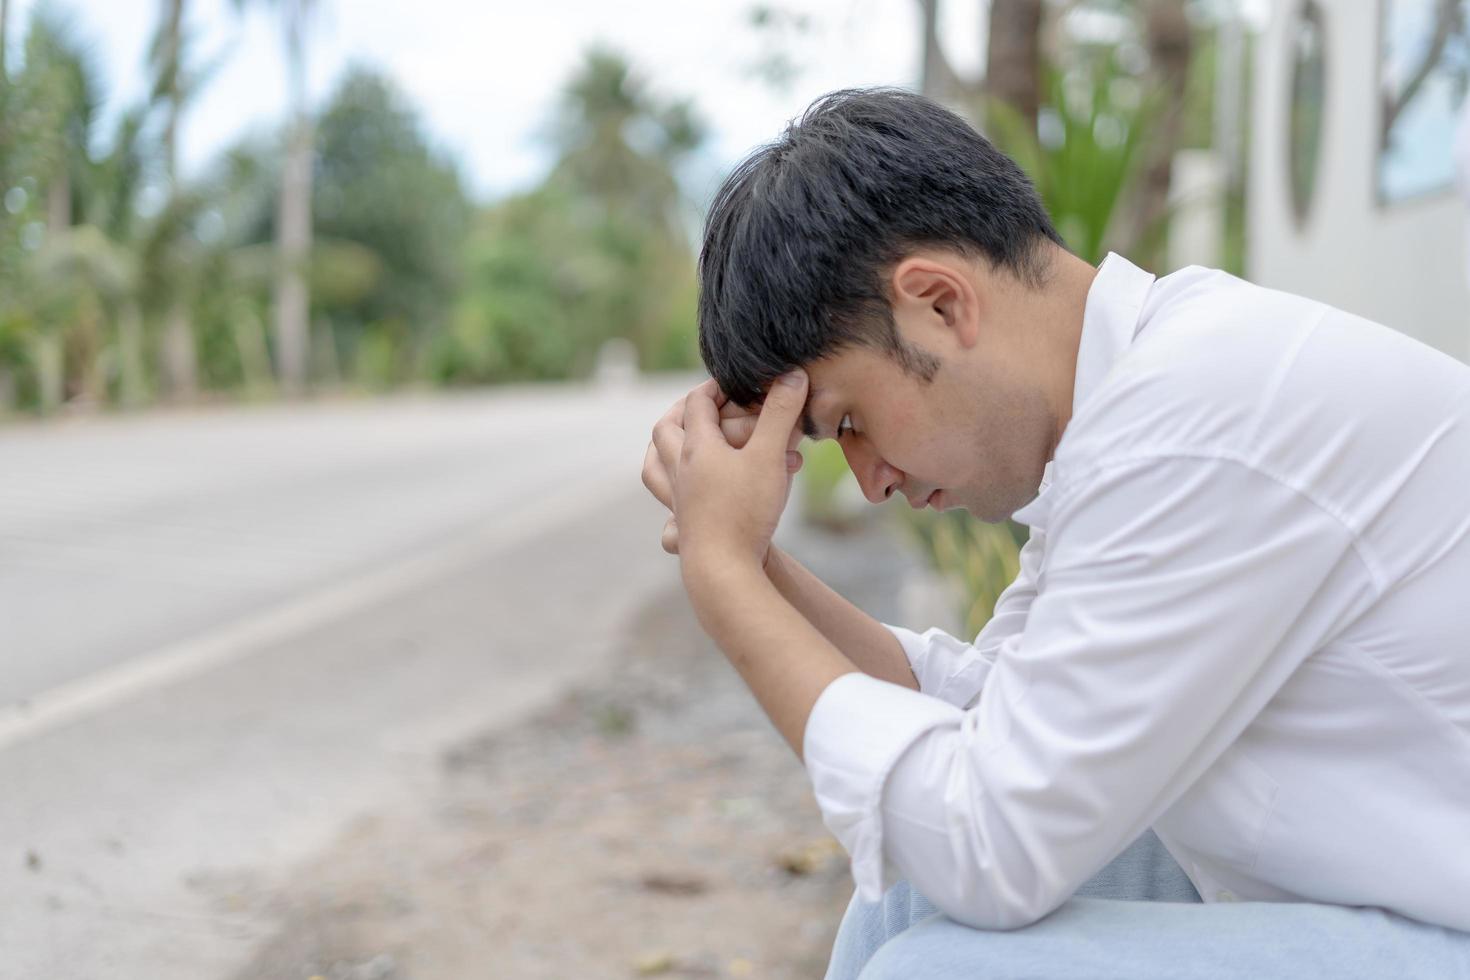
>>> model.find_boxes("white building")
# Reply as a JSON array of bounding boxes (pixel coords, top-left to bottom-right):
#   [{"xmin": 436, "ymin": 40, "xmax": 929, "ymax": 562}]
[{"xmin": 1247, "ymin": 0, "xmax": 1470, "ymax": 362}]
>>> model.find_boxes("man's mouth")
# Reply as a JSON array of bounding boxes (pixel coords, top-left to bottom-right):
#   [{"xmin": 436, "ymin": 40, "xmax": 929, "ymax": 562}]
[{"xmin": 909, "ymin": 489, "xmax": 940, "ymax": 510}]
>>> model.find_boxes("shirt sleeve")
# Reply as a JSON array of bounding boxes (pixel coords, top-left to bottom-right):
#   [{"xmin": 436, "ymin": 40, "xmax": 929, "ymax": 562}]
[
  {"xmin": 802, "ymin": 454, "xmax": 1377, "ymax": 929},
  {"xmin": 881, "ymin": 526, "xmax": 1048, "ymax": 709}
]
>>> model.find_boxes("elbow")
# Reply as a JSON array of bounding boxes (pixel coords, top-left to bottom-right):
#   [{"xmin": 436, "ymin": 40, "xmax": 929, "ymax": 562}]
[{"xmin": 902, "ymin": 858, "xmax": 1067, "ymax": 932}]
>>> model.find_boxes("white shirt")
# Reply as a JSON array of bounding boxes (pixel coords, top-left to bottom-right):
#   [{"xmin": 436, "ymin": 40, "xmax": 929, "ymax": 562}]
[{"xmin": 802, "ymin": 253, "xmax": 1470, "ymax": 933}]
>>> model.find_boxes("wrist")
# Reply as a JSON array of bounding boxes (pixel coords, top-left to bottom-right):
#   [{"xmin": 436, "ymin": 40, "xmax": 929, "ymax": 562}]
[
  {"xmin": 680, "ymin": 547, "xmax": 770, "ymax": 616},
  {"xmin": 762, "ymin": 543, "xmax": 785, "ymax": 577}
]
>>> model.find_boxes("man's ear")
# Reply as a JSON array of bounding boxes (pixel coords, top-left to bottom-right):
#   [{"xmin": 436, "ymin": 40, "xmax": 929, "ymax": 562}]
[{"xmin": 891, "ymin": 254, "xmax": 982, "ymax": 349}]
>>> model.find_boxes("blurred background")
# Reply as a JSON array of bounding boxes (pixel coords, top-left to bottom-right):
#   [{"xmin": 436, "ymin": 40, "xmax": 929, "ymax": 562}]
[{"xmin": 1, "ymin": 1, "xmax": 1466, "ymax": 977}]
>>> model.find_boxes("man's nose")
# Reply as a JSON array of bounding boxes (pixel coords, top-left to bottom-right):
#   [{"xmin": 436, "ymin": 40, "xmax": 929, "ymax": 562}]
[{"xmin": 842, "ymin": 441, "xmax": 902, "ymax": 504}]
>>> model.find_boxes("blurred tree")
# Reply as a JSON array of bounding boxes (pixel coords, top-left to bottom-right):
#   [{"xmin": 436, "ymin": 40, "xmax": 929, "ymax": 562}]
[
  {"xmin": 8, "ymin": 4, "xmax": 101, "ymax": 411},
  {"xmin": 1379, "ymin": 0, "xmax": 1466, "ymax": 151},
  {"xmin": 915, "ymin": 0, "xmax": 1043, "ymax": 129},
  {"xmin": 545, "ymin": 47, "xmax": 703, "ymax": 248},
  {"xmin": 0, "ymin": 0, "xmax": 9, "ymax": 82},
  {"xmin": 310, "ymin": 65, "xmax": 468, "ymax": 385},
  {"xmin": 543, "ymin": 47, "xmax": 704, "ymax": 368},
  {"xmin": 1113, "ymin": 0, "xmax": 1193, "ymax": 269},
  {"xmin": 985, "ymin": 0, "xmax": 1044, "ymax": 132},
  {"xmin": 742, "ymin": 3, "xmax": 815, "ymax": 94},
  {"xmin": 148, "ymin": 0, "xmax": 206, "ymax": 399},
  {"xmin": 434, "ymin": 48, "xmax": 704, "ymax": 385},
  {"xmin": 231, "ymin": 0, "xmax": 317, "ymax": 394}
]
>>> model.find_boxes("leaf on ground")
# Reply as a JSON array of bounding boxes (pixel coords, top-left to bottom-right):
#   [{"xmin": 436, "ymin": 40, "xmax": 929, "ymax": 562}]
[
  {"xmin": 774, "ymin": 837, "xmax": 844, "ymax": 876},
  {"xmin": 639, "ymin": 870, "xmax": 709, "ymax": 895},
  {"xmin": 632, "ymin": 949, "xmax": 676, "ymax": 974}
]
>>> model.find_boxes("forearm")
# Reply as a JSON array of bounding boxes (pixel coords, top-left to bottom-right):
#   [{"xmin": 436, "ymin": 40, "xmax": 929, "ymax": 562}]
[
  {"xmin": 683, "ymin": 558, "xmax": 856, "ymax": 763},
  {"xmin": 764, "ymin": 545, "xmax": 919, "ymax": 691}
]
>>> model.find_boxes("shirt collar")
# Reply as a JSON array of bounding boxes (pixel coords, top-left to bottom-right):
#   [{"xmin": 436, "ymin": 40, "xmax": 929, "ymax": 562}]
[{"xmin": 1010, "ymin": 252, "xmax": 1157, "ymax": 529}]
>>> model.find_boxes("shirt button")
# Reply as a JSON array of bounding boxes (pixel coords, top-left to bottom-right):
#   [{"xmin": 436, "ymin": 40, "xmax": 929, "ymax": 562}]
[{"xmin": 1216, "ymin": 889, "xmax": 1237, "ymax": 902}]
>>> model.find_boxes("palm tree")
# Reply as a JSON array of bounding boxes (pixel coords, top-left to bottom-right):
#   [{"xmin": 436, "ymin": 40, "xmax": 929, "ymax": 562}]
[
  {"xmin": 149, "ymin": 0, "xmax": 199, "ymax": 399},
  {"xmin": 1, "ymin": 0, "xmax": 11, "ymax": 82},
  {"xmin": 543, "ymin": 48, "xmax": 706, "ymax": 365},
  {"xmin": 914, "ymin": 0, "xmax": 1043, "ymax": 130},
  {"xmin": 12, "ymin": 5, "xmax": 101, "ymax": 412},
  {"xmin": 546, "ymin": 47, "xmax": 703, "ymax": 248},
  {"xmin": 1114, "ymin": 0, "xmax": 1193, "ymax": 270},
  {"xmin": 231, "ymin": 0, "xmax": 318, "ymax": 395}
]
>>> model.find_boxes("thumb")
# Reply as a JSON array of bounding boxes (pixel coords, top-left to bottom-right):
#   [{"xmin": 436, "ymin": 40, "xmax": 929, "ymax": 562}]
[{"xmin": 751, "ymin": 369, "xmax": 808, "ymax": 456}]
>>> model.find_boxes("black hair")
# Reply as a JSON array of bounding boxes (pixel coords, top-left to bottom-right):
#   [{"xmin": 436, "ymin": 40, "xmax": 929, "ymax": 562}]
[{"xmin": 697, "ymin": 85, "xmax": 1066, "ymax": 407}]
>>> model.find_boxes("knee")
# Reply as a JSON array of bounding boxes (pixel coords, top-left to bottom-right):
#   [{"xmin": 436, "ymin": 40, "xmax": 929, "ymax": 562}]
[{"xmin": 856, "ymin": 915, "xmax": 966, "ymax": 980}]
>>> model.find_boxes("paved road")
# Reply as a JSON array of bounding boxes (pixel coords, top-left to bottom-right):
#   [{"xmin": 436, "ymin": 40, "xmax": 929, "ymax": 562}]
[{"xmin": 0, "ymin": 376, "xmax": 696, "ymax": 979}]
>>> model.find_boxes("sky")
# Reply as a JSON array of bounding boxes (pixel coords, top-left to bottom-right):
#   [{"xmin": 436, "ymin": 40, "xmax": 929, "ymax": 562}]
[{"xmin": 31, "ymin": 0, "xmax": 990, "ymax": 206}]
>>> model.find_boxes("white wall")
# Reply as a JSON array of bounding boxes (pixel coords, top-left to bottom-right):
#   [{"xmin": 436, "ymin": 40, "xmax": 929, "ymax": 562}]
[{"xmin": 1247, "ymin": 0, "xmax": 1470, "ymax": 362}]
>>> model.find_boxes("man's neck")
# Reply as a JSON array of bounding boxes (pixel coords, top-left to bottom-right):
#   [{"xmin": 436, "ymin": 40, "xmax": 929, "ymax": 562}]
[{"xmin": 1036, "ymin": 249, "xmax": 1101, "ymax": 459}]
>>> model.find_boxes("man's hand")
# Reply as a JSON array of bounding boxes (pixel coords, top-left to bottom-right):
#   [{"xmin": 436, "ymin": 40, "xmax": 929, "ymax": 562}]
[
  {"xmin": 641, "ymin": 378, "xmax": 804, "ymax": 564},
  {"xmin": 672, "ymin": 369, "xmax": 809, "ymax": 575}
]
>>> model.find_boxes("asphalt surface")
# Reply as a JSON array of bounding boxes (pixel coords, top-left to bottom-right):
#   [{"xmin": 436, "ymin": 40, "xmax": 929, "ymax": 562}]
[{"xmin": 0, "ymin": 376, "xmax": 698, "ymax": 979}]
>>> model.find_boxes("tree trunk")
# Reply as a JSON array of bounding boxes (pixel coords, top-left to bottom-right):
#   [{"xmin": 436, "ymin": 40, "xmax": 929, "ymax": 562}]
[
  {"xmin": 274, "ymin": 5, "xmax": 312, "ymax": 395},
  {"xmin": 917, "ymin": 0, "xmax": 958, "ymax": 103},
  {"xmin": 47, "ymin": 169, "xmax": 70, "ymax": 231},
  {"xmin": 161, "ymin": 304, "xmax": 197, "ymax": 401},
  {"xmin": 230, "ymin": 299, "xmax": 274, "ymax": 397},
  {"xmin": 275, "ymin": 119, "xmax": 312, "ymax": 394},
  {"xmin": 985, "ymin": 0, "xmax": 1044, "ymax": 135},
  {"xmin": 118, "ymin": 301, "xmax": 148, "ymax": 408},
  {"xmin": 1, "ymin": 0, "xmax": 11, "ymax": 82},
  {"xmin": 34, "ymin": 332, "xmax": 63, "ymax": 414},
  {"xmin": 159, "ymin": 0, "xmax": 198, "ymax": 401},
  {"xmin": 1117, "ymin": 0, "xmax": 1192, "ymax": 270}
]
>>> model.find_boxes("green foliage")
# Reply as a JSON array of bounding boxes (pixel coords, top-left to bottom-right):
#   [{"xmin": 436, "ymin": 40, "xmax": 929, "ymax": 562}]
[
  {"xmin": 312, "ymin": 66, "xmax": 469, "ymax": 343},
  {"xmin": 986, "ymin": 56, "xmax": 1155, "ymax": 265},
  {"xmin": 0, "ymin": 23, "xmax": 703, "ymax": 412},
  {"xmin": 797, "ymin": 439, "xmax": 858, "ymax": 530},
  {"xmin": 431, "ymin": 48, "xmax": 704, "ymax": 385},
  {"xmin": 901, "ymin": 509, "xmax": 1029, "ymax": 639}
]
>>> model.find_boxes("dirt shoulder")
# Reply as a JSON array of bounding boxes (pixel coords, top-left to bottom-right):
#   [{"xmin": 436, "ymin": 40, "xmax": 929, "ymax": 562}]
[{"xmin": 226, "ymin": 516, "xmax": 922, "ymax": 980}]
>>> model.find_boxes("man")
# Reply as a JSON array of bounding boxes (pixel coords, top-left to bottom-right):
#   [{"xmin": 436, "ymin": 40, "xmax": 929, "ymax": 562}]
[{"xmin": 640, "ymin": 87, "xmax": 1470, "ymax": 977}]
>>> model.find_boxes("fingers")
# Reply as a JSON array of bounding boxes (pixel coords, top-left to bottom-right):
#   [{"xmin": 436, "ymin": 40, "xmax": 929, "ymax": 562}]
[
  {"xmin": 717, "ymin": 396, "xmax": 811, "ymax": 452},
  {"xmin": 706, "ymin": 378, "xmax": 728, "ymax": 410},
  {"xmin": 660, "ymin": 515, "xmax": 679, "ymax": 555},
  {"xmin": 721, "ymin": 413, "xmax": 757, "ymax": 449},
  {"xmin": 719, "ymin": 392, "xmax": 755, "ymax": 420},
  {"xmin": 644, "ymin": 396, "xmax": 688, "ymax": 511},
  {"xmin": 682, "ymin": 382, "xmax": 722, "ymax": 446},
  {"xmin": 748, "ymin": 369, "xmax": 808, "ymax": 456},
  {"xmin": 642, "ymin": 441, "xmax": 674, "ymax": 509},
  {"xmin": 651, "ymin": 415, "xmax": 683, "ymax": 486}
]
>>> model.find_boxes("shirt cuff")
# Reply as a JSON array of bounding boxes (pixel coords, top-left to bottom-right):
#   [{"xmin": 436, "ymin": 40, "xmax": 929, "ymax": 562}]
[
  {"xmin": 882, "ymin": 622, "xmax": 993, "ymax": 710},
  {"xmin": 803, "ymin": 670, "xmax": 966, "ymax": 903}
]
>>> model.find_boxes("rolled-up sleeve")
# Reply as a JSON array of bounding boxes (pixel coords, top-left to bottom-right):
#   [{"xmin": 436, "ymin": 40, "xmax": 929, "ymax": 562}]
[
  {"xmin": 882, "ymin": 526, "xmax": 1048, "ymax": 709},
  {"xmin": 803, "ymin": 454, "xmax": 1377, "ymax": 929}
]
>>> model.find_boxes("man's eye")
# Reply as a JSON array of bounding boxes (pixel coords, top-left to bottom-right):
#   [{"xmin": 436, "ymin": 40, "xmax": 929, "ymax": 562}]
[{"xmin": 837, "ymin": 413, "xmax": 854, "ymax": 439}]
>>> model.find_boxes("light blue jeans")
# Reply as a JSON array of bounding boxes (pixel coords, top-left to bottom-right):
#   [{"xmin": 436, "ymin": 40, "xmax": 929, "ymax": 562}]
[{"xmin": 824, "ymin": 828, "xmax": 1470, "ymax": 979}]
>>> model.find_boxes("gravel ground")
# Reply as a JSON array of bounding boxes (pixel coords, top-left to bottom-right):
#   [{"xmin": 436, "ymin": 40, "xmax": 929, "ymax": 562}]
[{"xmin": 224, "ymin": 511, "xmax": 926, "ymax": 980}]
